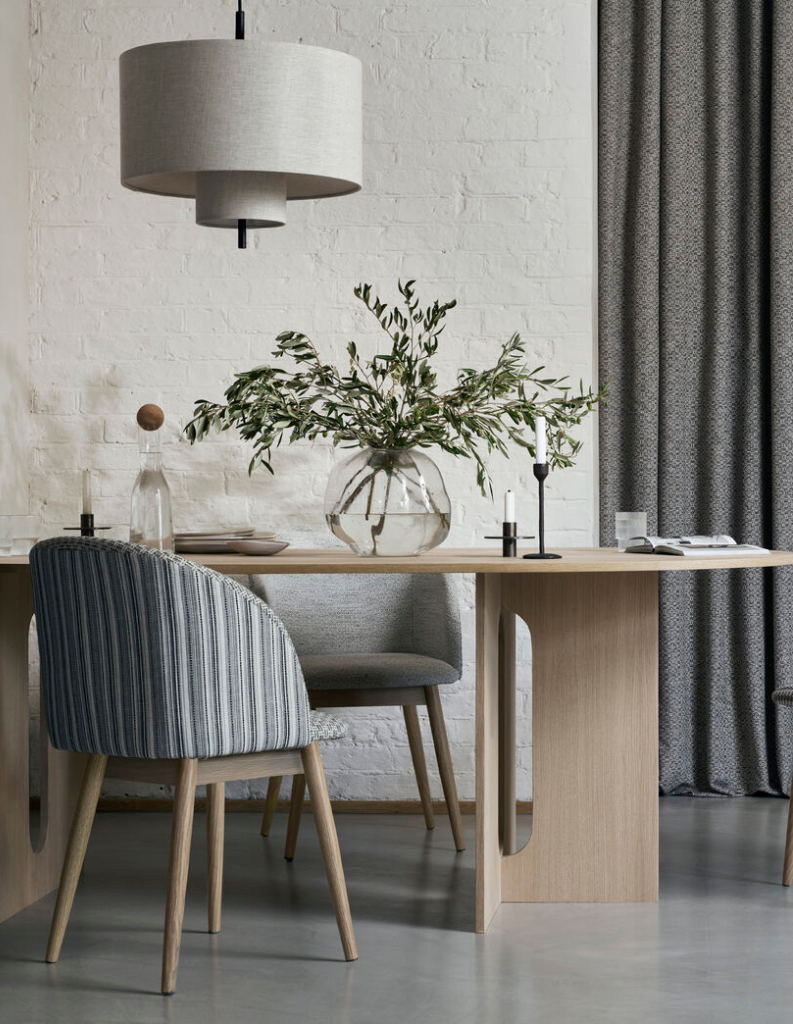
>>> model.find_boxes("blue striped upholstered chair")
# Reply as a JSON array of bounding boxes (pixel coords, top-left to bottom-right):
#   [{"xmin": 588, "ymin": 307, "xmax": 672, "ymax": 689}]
[
  {"xmin": 30, "ymin": 538, "xmax": 356, "ymax": 996},
  {"xmin": 249, "ymin": 573, "xmax": 465, "ymax": 853}
]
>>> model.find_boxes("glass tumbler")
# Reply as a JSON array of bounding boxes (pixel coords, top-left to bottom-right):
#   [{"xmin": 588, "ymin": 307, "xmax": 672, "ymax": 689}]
[
  {"xmin": 11, "ymin": 516, "xmax": 39, "ymax": 555},
  {"xmin": 0, "ymin": 517, "xmax": 13, "ymax": 556},
  {"xmin": 615, "ymin": 511, "xmax": 647, "ymax": 552}
]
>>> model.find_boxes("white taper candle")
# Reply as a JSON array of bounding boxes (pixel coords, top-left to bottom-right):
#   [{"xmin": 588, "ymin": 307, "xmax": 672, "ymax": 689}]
[
  {"xmin": 504, "ymin": 489, "xmax": 515, "ymax": 522},
  {"xmin": 82, "ymin": 470, "xmax": 92, "ymax": 515},
  {"xmin": 535, "ymin": 416, "xmax": 547, "ymax": 465}
]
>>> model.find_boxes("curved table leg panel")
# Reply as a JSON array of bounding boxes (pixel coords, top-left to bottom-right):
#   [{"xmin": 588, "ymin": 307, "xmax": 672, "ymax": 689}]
[
  {"xmin": 475, "ymin": 573, "xmax": 503, "ymax": 932},
  {"xmin": 500, "ymin": 571, "xmax": 659, "ymax": 904},
  {"xmin": 0, "ymin": 571, "xmax": 84, "ymax": 923},
  {"xmin": 498, "ymin": 610, "xmax": 517, "ymax": 856}
]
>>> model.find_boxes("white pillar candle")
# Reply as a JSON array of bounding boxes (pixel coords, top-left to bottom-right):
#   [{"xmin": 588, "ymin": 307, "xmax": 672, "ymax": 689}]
[
  {"xmin": 535, "ymin": 416, "xmax": 547, "ymax": 464},
  {"xmin": 504, "ymin": 489, "xmax": 515, "ymax": 522},
  {"xmin": 82, "ymin": 470, "xmax": 92, "ymax": 515}
]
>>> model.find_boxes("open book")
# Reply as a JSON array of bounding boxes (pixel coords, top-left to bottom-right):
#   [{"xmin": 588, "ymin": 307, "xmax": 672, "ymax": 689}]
[{"xmin": 625, "ymin": 535, "xmax": 769, "ymax": 557}]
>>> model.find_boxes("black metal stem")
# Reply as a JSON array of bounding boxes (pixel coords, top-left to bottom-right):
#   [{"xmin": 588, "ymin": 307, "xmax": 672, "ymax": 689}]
[
  {"xmin": 80, "ymin": 513, "xmax": 95, "ymax": 538},
  {"xmin": 235, "ymin": 2, "xmax": 246, "ymax": 249},
  {"xmin": 523, "ymin": 463, "xmax": 562, "ymax": 560}
]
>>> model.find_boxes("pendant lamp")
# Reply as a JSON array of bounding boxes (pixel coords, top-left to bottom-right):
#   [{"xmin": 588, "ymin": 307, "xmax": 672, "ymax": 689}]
[{"xmin": 119, "ymin": 2, "xmax": 362, "ymax": 248}]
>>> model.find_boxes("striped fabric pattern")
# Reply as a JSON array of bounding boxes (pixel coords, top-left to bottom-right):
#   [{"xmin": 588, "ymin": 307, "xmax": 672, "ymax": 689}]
[{"xmin": 30, "ymin": 538, "xmax": 314, "ymax": 760}]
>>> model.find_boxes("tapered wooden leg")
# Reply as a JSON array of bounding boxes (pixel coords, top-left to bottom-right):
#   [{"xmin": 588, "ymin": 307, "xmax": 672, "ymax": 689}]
[
  {"xmin": 161, "ymin": 758, "xmax": 197, "ymax": 996},
  {"xmin": 301, "ymin": 742, "xmax": 357, "ymax": 961},
  {"xmin": 260, "ymin": 775, "xmax": 282, "ymax": 836},
  {"xmin": 403, "ymin": 705, "xmax": 435, "ymax": 830},
  {"xmin": 284, "ymin": 774, "xmax": 306, "ymax": 861},
  {"xmin": 783, "ymin": 766, "xmax": 793, "ymax": 886},
  {"xmin": 207, "ymin": 782, "xmax": 224, "ymax": 933},
  {"xmin": 45, "ymin": 753, "xmax": 108, "ymax": 963},
  {"xmin": 425, "ymin": 685, "xmax": 465, "ymax": 852}
]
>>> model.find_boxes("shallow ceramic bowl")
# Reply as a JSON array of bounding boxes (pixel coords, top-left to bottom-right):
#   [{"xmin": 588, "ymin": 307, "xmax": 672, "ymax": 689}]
[{"xmin": 228, "ymin": 539, "xmax": 290, "ymax": 556}]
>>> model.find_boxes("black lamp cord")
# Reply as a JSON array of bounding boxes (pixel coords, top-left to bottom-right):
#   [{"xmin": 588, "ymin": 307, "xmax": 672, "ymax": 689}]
[{"xmin": 236, "ymin": 1, "xmax": 247, "ymax": 249}]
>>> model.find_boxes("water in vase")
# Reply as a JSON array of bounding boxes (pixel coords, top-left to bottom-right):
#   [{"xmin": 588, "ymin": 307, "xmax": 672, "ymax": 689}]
[{"xmin": 327, "ymin": 511, "xmax": 450, "ymax": 557}]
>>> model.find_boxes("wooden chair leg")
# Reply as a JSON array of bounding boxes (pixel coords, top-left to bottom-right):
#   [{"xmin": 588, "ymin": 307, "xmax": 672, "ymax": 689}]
[
  {"xmin": 301, "ymin": 742, "xmax": 357, "ymax": 961},
  {"xmin": 46, "ymin": 753, "xmax": 108, "ymax": 963},
  {"xmin": 403, "ymin": 705, "xmax": 435, "ymax": 830},
  {"xmin": 784, "ymin": 767, "xmax": 793, "ymax": 886},
  {"xmin": 424, "ymin": 685, "xmax": 466, "ymax": 852},
  {"xmin": 284, "ymin": 774, "xmax": 306, "ymax": 861},
  {"xmin": 260, "ymin": 775, "xmax": 282, "ymax": 836},
  {"xmin": 162, "ymin": 758, "xmax": 198, "ymax": 996},
  {"xmin": 207, "ymin": 781, "xmax": 224, "ymax": 933}
]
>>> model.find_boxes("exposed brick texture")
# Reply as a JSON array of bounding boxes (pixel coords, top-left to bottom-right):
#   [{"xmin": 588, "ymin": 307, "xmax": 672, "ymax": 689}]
[{"xmin": 28, "ymin": 0, "xmax": 595, "ymax": 801}]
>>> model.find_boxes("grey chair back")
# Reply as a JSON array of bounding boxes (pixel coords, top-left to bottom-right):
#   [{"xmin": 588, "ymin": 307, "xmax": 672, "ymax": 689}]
[
  {"xmin": 248, "ymin": 573, "xmax": 463, "ymax": 675},
  {"xmin": 30, "ymin": 538, "xmax": 311, "ymax": 760}
]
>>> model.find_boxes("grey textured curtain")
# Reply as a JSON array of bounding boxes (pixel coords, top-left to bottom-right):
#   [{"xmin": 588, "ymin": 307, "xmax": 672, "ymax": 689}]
[{"xmin": 598, "ymin": 0, "xmax": 793, "ymax": 794}]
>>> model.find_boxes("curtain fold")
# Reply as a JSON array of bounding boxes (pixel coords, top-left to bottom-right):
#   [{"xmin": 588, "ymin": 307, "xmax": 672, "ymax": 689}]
[{"xmin": 599, "ymin": 0, "xmax": 793, "ymax": 794}]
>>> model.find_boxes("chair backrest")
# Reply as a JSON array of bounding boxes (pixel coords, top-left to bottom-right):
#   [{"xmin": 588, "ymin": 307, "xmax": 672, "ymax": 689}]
[
  {"xmin": 248, "ymin": 573, "xmax": 463, "ymax": 675},
  {"xmin": 30, "ymin": 538, "xmax": 311, "ymax": 760}
]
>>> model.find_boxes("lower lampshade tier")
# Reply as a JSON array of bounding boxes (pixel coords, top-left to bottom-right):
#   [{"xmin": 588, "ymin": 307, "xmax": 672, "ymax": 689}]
[{"xmin": 196, "ymin": 171, "xmax": 287, "ymax": 228}]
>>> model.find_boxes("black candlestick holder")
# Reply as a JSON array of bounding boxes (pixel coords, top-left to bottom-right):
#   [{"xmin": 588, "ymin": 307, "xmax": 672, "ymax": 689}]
[
  {"xmin": 485, "ymin": 522, "xmax": 535, "ymax": 557},
  {"xmin": 523, "ymin": 463, "xmax": 562, "ymax": 560},
  {"xmin": 64, "ymin": 514, "xmax": 112, "ymax": 538}
]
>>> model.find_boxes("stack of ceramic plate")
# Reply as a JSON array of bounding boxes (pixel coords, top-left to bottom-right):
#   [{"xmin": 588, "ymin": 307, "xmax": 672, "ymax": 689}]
[{"xmin": 174, "ymin": 527, "xmax": 288, "ymax": 555}]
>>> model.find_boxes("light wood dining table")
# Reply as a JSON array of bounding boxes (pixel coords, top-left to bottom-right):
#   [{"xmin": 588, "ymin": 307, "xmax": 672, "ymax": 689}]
[{"xmin": 2, "ymin": 546, "xmax": 792, "ymax": 932}]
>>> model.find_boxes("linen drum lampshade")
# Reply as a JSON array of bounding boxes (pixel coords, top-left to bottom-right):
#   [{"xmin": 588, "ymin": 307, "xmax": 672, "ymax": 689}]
[{"xmin": 119, "ymin": 39, "xmax": 362, "ymax": 240}]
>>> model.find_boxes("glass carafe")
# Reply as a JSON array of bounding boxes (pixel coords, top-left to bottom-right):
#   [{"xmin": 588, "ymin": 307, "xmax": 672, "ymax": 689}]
[{"xmin": 129, "ymin": 426, "xmax": 174, "ymax": 552}]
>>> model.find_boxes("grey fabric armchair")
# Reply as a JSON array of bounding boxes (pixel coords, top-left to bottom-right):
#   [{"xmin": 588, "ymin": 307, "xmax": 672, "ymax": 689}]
[
  {"xmin": 249, "ymin": 572, "xmax": 466, "ymax": 852},
  {"xmin": 30, "ymin": 538, "xmax": 356, "ymax": 995}
]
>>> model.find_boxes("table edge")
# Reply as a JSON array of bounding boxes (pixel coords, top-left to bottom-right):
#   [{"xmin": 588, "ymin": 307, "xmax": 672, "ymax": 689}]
[{"xmin": 1, "ymin": 547, "xmax": 792, "ymax": 574}]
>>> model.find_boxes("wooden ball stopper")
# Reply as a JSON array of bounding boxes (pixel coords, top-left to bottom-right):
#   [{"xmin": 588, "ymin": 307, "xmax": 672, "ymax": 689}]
[{"xmin": 136, "ymin": 404, "xmax": 165, "ymax": 431}]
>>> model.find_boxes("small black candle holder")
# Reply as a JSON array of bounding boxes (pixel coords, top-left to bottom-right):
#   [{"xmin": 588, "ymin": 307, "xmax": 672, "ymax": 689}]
[
  {"xmin": 485, "ymin": 522, "xmax": 535, "ymax": 557},
  {"xmin": 64, "ymin": 514, "xmax": 112, "ymax": 538},
  {"xmin": 523, "ymin": 463, "xmax": 562, "ymax": 560}
]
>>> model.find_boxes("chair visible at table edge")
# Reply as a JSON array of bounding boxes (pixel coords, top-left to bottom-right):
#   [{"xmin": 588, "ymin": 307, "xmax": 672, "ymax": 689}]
[
  {"xmin": 771, "ymin": 687, "xmax": 793, "ymax": 886},
  {"xmin": 249, "ymin": 573, "xmax": 467, "ymax": 854}
]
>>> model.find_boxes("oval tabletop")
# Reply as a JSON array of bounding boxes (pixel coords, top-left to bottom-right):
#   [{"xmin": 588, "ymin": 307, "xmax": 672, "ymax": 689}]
[
  {"xmin": 188, "ymin": 546, "xmax": 793, "ymax": 573},
  {"xmin": 3, "ymin": 547, "xmax": 790, "ymax": 574}
]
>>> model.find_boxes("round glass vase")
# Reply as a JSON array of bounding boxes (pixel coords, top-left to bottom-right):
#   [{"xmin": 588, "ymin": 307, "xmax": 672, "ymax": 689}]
[{"xmin": 324, "ymin": 447, "xmax": 451, "ymax": 557}]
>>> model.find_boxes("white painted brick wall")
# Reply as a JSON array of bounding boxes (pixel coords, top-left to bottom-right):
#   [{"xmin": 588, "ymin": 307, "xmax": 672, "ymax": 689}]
[{"xmin": 28, "ymin": 0, "xmax": 595, "ymax": 802}]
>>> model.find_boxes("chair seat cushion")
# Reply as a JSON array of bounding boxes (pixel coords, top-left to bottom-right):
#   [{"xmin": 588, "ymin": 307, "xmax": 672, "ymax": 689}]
[
  {"xmin": 300, "ymin": 653, "xmax": 460, "ymax": 691},
  {"xmin": 773, "ymin": 688, "xmax": 793, "ymax": 708},
  {"xmin": 310, "ymin": 711, "xmax": 347, "ymax": 741}
]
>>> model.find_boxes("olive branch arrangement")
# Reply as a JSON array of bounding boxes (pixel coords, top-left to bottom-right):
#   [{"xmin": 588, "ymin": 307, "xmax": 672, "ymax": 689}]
[{"xmin": 185, "ymin": 279, "xmax": 606, "ymax": 495}]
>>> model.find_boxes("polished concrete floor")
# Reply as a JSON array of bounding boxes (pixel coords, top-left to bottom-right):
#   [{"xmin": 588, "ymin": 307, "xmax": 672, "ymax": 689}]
[{"xmin": 1, "ymin": 799, "xmax": 793, "ymax": 1023}]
